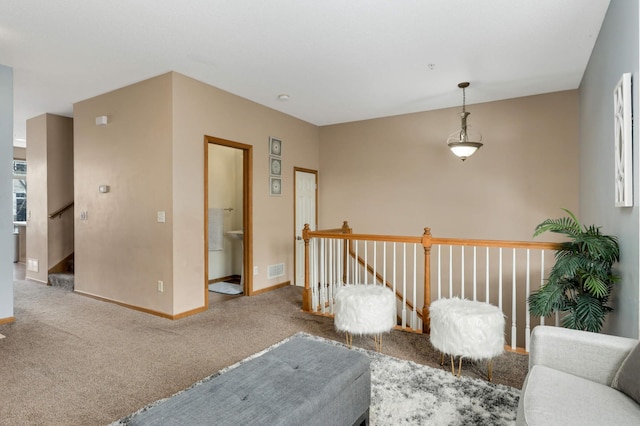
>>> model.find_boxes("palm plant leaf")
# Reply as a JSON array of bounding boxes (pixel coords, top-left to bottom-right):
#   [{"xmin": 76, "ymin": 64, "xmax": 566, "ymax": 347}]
[
  {"xmin": 531, "ymin": 209, "xmax": 619, "ymax": 333},
  {"xmin": 574, "ymin": 231, "xmax": 619, "ymax": 264},
  {"xmin": 573, "ymin": 295, "xmax": 607, "ymax": 332},
  {"xmin": 581, "ymin": 274, "xmax": 609, "ymax": 298},
  {"xmin": 528, "ymin": 283, "xmax": 567, "ymax": 317},
  {"xmin": 533, "ymin": 208, "xmax": 581, "ymax": 238}
]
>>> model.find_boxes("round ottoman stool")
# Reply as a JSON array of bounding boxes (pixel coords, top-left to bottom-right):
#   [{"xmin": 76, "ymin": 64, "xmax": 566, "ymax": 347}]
[
  {"xmin": 334, "ymin": 284, "xmax": 396, "ymax": 352},
  {"xmin": 429, "ymin": 297, "xmax": 505, "ymax": 381}
]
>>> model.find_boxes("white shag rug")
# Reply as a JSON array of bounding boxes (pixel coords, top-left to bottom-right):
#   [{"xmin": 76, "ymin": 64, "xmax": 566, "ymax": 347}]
[
  {"xmin": 113, "ymin": 333, "xmax": 520, "ymax": 426},
  {"xmin": 208, "ymin": 282, "xmax": 242, "ymax": 295}
]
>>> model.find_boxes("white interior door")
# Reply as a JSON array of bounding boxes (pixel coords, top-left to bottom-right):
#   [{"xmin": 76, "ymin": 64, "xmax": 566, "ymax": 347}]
[{"xmin": 294, "ymin": 170, "xmax": 317, "ymax": 287}]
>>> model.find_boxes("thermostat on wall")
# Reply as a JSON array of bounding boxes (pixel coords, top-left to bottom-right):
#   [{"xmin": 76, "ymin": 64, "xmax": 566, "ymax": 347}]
[{"xmin": 99, "ymin": 185, "xmax": 110, "ymax": 193}]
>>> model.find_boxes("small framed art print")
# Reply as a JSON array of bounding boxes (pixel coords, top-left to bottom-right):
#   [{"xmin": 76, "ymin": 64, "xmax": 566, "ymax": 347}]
[
  {"xmin": 270, "ymin": 156, "xmax": 281, "ymax": 176},
  {"xmin": 270, "ymin": 177, "xmax": 282, "ymax": 196},
  {"xmin": 270, "ymin": 137, "xmax": 282, "ymax": 157}
]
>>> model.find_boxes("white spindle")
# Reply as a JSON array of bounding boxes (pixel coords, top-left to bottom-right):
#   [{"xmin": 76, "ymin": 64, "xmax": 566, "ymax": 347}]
[
  {"xmin": 511, "ymin": 249, "xmax": 517, "ymax": 350},
  {"xmin": 311, "ymin": 238, "xmax": 317, "ymax": 311},
  {"xmin": 473, "ymin": 246, "xmax": 477, "ymax": 301},
  {"xmin": 328, "ymin": 239, "xmax": 334, "ymax": 313},
  {"xmin": 402, "ymin": 243, "xmax": 407, "ymax": 328},
  {"xmin": 525, "ymin": 249, "xmax": 531, "ymax": 352},
  {"xmin": 437, "ymin": 245, "xmax": 442, "ymax": 300},
  {"xmin": 392, "ymin": 243, "xmax": 397, "ymax": 301},
  {"xmin": 383, "ymin": 243, "xmax": 387, "ymax": 288},
  {"xmin": 348, "ymin": 239, "xmax": 353, "ymax": 284},
  {"xmin": 355, "ymin": 241, "xmax": 359, "ymax": 284},
  {"xmin": 412, "ymin": 244, "xmax": 417, "ymax": 328},
  {"xmin": 540, "ymin": 251, "xmax": 545, "ymax": 326},
  {"xmin": 364, "ymin": 241, "xmax": 368, "ymax": 284},
  {"xmin": 485, "ymin": 247, "xmax": 490, "ymax": 302},
  {"xmin": 461, "ymin": 246, "xmax": 465, "ymax": 299},
  {"xmin": 336, "ymin": 239, "xmax": 341, "ymax": 288},
  {"xmin": 373, "ymin": 242, "xmax": 377, "ymax": 285},
  {"xmin": 499, "ymin": 248, "xmax": 503, "ymax": 312},
  {"xmin": 449, "ymin": 245, "xmax": 453, "ymax": 298},
  {"xmin": 320, "ymin": 238, "xmax": 325, "ymax": 313}
]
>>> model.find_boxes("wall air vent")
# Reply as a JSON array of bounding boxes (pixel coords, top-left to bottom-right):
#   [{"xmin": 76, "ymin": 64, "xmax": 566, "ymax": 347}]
[{"xmin": 267, "ymin": 263, "xmax": 285, "ymax": 279}]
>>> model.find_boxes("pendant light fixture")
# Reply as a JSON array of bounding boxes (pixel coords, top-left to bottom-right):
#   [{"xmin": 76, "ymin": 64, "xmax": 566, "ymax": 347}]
[{"xmin": 447, "ymin": 82, "xmax": 483, "ymax": 161}]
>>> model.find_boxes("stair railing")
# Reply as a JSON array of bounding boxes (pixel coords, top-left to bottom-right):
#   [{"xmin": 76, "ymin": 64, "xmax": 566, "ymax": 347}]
[
  {"xmin": 303, "ymin": 221, "xmax": 562, "ymax": 352},
  {"xmin": 303, "ymin": 222, "xmax": 430, "ymax": 333},
  {"xmin": 48, "ymin": 201, "xmax": 74, "ymax": 219}
]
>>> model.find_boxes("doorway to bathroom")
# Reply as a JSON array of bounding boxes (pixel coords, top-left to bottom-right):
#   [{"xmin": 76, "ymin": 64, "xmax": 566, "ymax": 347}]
[{"xmin": 204, "ymin": 136, "xmax": 253, "ymax": 307}]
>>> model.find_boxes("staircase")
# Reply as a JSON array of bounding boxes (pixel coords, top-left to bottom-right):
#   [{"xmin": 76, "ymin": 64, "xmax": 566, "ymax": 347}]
[{"xmin": 48, "ymin": 255, "xmax": 74, "ymax": 291}]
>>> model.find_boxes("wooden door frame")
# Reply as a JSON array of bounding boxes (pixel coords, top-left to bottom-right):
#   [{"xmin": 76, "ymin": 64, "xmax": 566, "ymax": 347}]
[
  {"xmin": 204, "ymin": 136, "xmax": 253, "ymax": 307},
  {"xmin": 293, "ymin": 167, "xmax": 318, "ymax": 287}
]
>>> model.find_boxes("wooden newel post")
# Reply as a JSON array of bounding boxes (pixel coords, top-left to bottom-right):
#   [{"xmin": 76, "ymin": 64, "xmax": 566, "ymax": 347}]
[
  {"xmin": 422, "ymin": 227, "xmax": 432, "ymax": 334},
  {"xmin": 341, "ymin": 221, "xmax": 352, "ymax": 284},
  {"xmin": 302, "ymin": 224, "xmax": 311, "ymax": 312}
]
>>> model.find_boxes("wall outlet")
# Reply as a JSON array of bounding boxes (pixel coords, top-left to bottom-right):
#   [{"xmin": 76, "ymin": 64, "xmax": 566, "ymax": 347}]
[
  {"xmin": 253, "ymin": 266, "xmax": 259, "ymax": 276},
  {"xmin": 157, "ymin": 280, "xmax": 164, "ymax": 292}
]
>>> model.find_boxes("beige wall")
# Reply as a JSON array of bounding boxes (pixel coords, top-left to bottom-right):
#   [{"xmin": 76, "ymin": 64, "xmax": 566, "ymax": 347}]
[
  {"xmin": 318, "ymin": 90, "xmax": 580, "ymax": 241},
  {"xmin": 13, "ymin": 147, "xmax": 26, "ymax": 160},
  {"xmin": 26, "ymin": 115, "xmax": 47, "ymax": 282},
  {"xmin": 26, "ymin": 114, "xmax": 74, "ymax": 282},
  {"xmin": 73, "ymin": 72, "xmax": 319, "ymax": 316},
  {"xmin": 74, "ymin": 74, "xmax": 174, "ymax": 313},
  {"xmin": 171, "ymin": 73, "xmax": 320, "ymax": 313}
]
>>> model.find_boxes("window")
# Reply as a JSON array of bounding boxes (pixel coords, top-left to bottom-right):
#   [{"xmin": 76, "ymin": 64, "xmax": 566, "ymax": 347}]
[{"xmin": 13, "ymin": 160, "xmax": 26, "ymax": 222}]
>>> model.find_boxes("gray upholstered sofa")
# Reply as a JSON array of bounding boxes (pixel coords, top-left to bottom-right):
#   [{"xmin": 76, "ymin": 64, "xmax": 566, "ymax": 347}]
[{"xmin": 516, "ymin": 325, "xmax": 640, "ymax": 425}]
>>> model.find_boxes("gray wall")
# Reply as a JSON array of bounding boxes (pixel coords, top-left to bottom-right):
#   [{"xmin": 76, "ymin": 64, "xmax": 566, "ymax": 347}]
[
  {"xmin": 0, "ymin": 64, "xmax": 13, "ymax": 321},
  {"xmin": 580, "ymin": 0, "xmax": 639, "ymax": 338}
]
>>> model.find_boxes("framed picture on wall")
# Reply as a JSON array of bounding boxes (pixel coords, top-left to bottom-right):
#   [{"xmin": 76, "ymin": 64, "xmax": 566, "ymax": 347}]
[
  {"xmin": 270, "ymin": 137, "xmax": 282, "ymax": 157},
  {"xmin": 270, "ymin": 177, "xmax": 282, "ymax": 196},
  {"xmin": 270, "ymin": 156, "xmax": 281, "ymax": 176},
  {"xmin": 614, "ymin": 72, "xmax": 633, "ymax": 207}
]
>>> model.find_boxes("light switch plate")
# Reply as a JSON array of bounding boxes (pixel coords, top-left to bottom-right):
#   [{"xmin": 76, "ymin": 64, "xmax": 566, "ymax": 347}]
[{"xmin": 157, "ymin": 211, "xmax": 165, "ymax": 223}]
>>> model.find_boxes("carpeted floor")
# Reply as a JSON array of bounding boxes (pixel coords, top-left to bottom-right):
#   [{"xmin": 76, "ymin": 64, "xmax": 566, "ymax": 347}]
[{"xmin": 0, "ymin": 265, "xmax": 528, "ymax": 426}]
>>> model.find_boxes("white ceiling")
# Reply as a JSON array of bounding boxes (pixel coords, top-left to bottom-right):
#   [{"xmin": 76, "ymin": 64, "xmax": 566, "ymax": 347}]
[{"xmin": 1, "ymin": 0, "xmax": 611, "ymax": 147}]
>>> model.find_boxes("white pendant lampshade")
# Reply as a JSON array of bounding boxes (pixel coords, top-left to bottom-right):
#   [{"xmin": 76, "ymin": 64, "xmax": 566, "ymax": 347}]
[{"xmin": 447, "ymin": 82, "xmax": 483, "ymax": 161}]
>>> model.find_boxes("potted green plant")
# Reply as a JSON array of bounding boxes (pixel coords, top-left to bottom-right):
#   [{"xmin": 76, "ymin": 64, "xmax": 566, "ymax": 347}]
[{"xmin": 528, "ymin": 209, "xmax": 620, "ymax": 332}]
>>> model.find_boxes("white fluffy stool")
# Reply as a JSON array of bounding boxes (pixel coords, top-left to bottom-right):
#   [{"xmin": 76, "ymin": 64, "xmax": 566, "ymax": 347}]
[
  {"xmin": 429, "ymin": 297, "xmax": 505, "ymax": 381},
  {"xmin": 334, "ymin": 284, "xmax": 396, "ymax": 352}
]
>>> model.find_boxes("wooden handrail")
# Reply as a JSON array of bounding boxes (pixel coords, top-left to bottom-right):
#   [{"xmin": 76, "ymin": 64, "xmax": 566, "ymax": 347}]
[
  {"xmin": 432, "ymin": 237, "xmax": 561, "ymax": 251},
  {"xmin": 307, "ymin": 230, "xmax": 561, "ymax": 251},
  {"xmin": 48, "ymin": 201, "xmax": 74, "ymax": 219}
]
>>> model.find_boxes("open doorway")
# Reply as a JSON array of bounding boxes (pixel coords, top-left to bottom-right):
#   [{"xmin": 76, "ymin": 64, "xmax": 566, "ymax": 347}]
[{"xmin": 204, "ymin": 136, "xmax": 253, "ymax": 307}]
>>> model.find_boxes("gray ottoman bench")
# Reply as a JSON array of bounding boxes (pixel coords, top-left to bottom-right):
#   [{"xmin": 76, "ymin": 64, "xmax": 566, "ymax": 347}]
[{"xmin": 122, "ymin": 337, "xmax": 371, "ymax": 426}]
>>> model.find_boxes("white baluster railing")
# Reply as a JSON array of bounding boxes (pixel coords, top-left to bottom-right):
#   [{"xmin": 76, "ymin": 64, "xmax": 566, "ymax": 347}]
[{"xmin": 303, "ymin": 223, "xmax": 561, "ymax": 352}]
